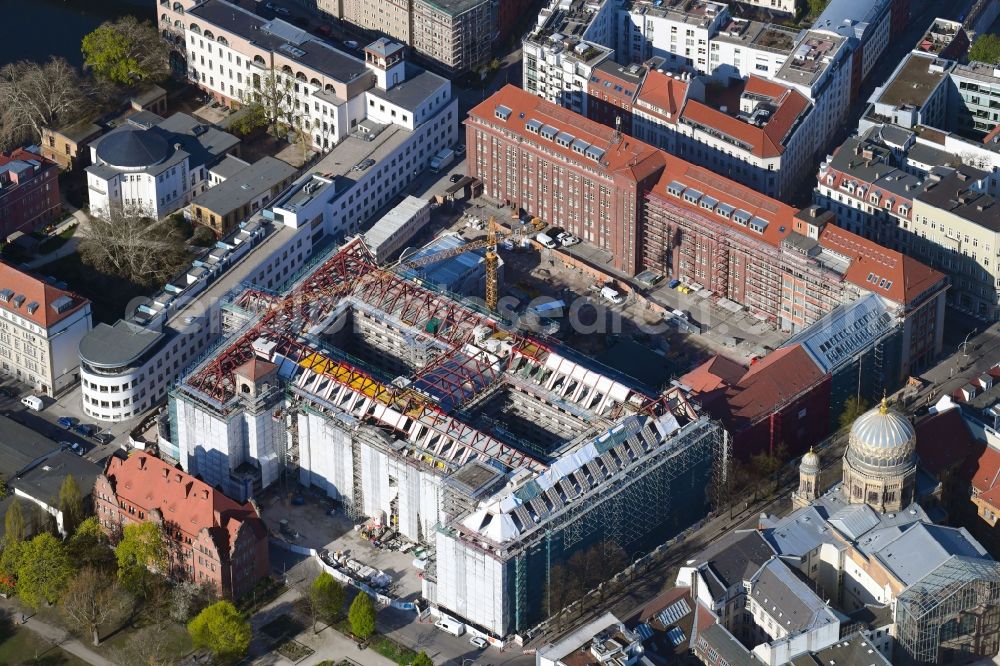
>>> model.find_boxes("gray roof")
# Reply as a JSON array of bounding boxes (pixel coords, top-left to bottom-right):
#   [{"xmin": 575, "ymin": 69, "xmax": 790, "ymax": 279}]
[
  {"xmin": 790, "ymin": 632, "xmax": 892, "ymax": 665},
  {"xmin": 695, "ymin": 624, "xmax": 757, "ymax": 666},
  {"xmin": 693, "ymin": 530, "xmax": 774, "ymax": 599},
  {"xmin": 210, "ymin": 155, "xmax": 252, "ymax": 181},
  {"xmin": 416, "ymin": 0, "xmax": 490, "ymax": 17},
  {"xmin": 876, "ymin": 53, "xmax": 949, "ymax": 109},
  {"xmin": 79, "ymin": 320, "xmax": 165, "ymax": 369},
  {"xmin": 95, "ymin": 128, "xmax": 171, "ymax": 168},
  {"xmin": 915, "ymin": 165, "xmax": 1000, "ymax": 231},
  {"xmin": 373, "ymin": 66, "xmax": 448, "ymax": 113},
  {"xmin": 190, "ymin": 0, "xmax": 368, "ymax": 84},
  {"xmin": 750, "ymin": 558, "xmax": 835, "ymax": 633},
  {"xmin": 812, "ymin": 0, "xmax": 891, "ymax": 39},
  {"xmin": 0, "ymin": 416, "xmax": 60, "ymax": 478},
  {"xmin": 873, "ymin": 523, "xmax": 988, "ymax": 585},
  {"xmin": 828, "ymin": 135, "xmax": 925, "ymax": 200},
  {"xmin": 365, "ymin": 38, "xmax": 404, "ymax": 59},
  {"xmin": 14, "ymin": 450, "xmax": 100, "ymax": 506},
  {"xmin": 906, "ymin": 141, "xmax": 957, "ymax": 169},
  {"xmin": 191, "ymin": 156, "xmax": 296, "ymax": 215}
]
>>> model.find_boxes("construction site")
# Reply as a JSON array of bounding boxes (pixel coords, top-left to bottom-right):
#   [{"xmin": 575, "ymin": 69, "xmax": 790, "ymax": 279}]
[{"xmin": 167, "ymin": 235, "xmax": 727, "ymax": 639}]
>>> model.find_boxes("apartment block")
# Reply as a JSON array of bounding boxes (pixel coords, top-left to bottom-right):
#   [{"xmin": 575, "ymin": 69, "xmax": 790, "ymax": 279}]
[
  {"xmin": 0, "ymin": 262, "xmax": 92, "ymax": 397},
  {"xmin": 411, "ymin": 0, "xmax": 493, "ymax": 75},
  {"xmin": 0, "ymin": 148, "xmax": 61, "ymax": 239},
  {"xmin": 94, "ymin": 452, "xmax": 269, "ymax": 599},
  {"xmin": 342, "ymin": 0, "xmax": 412, "ymax": 45}
]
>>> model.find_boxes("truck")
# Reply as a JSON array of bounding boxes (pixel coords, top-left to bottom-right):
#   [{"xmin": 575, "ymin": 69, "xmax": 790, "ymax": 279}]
[
  {"xmin": 435, "ymin": 616, "xmax": 466, "ymax": 636},
  {"xmin": 430, "ymin": 148, "xmax": 455, "ymax": 173}
]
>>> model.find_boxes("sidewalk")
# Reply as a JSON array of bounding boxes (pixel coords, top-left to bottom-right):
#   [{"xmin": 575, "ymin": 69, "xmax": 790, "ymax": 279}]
[
  {"xmin": 249, "ymin": 584, "xmax": 395, "ymax": 666},
  {"xmin": 0, "ymin": 599, "xmax": 115, "ymax": 666}
]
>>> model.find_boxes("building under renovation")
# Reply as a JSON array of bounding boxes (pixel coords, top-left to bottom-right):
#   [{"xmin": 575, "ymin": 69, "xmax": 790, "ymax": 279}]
[{"xmin": 167, "ymin": 237, "xmax": 726, "ymax": 638}]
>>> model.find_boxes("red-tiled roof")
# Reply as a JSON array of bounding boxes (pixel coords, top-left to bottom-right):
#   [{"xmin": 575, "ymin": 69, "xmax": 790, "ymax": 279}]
[
  {"xmin": 727, "ymin": 345, "xmax": 824, "ymax": 421},
  {"xmin": 647, "ymin": 164, "xmax": 800, "ymax": 248},
  {"xmin": 234, "ymin": 358, "xmax": 277, "ymax": 381},
  {"xmin": 964, "ymin": 442, "xmax": 1000, "ymax": 494},
  {"xmin": 635, "ymin": 70, "xmax": 688, "ymax": 122},
  {"xmin": 915, "ymin": 408, "xmax": 973, "ymax": 474},
  {"xmin": 680, "ymin": 355, "xmax": 746, "ymax": 394},
  {"xmin": 984, "ymin": 123, "xmax": 1000, "ymax": 146},
  {"xmin": 679, "ymin": 77, "xmax": 809, "ymax": 158},
  {"xmin": 587, "ymin": 66, "xmax": 641, "ymax": 106},
  {"xmin": 0, "ymin": 261, "xmax": 88, "ymax": 328},
  {"xmin": 818, "ymin": 224, "xmax": 945, "ymax": 305},
  {"xmin": 468, "ymin": 85, "xmax": 665, "ymax": 178},
  {"xmin": 103, "ymin": 452, "xmax": 266, "ymax": 547}
]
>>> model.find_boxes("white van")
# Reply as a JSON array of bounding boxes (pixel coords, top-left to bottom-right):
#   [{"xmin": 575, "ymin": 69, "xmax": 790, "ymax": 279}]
[
  {"xmin": 535, "ymin": 232, "xmax": 558, "ymax": 249},
  {"xmin": 435, "ymin": 616, "xmax": 466, "ymax": 636},
  {"xmin": 600, "ymin": 286, "xmax": 625, "ymax": 304},
  {"xmin": 20, "ymin": 395, "xmax": 43, "ymax": 411}
]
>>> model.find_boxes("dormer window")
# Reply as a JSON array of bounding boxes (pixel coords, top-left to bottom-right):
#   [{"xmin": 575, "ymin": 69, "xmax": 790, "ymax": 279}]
[{"xmin": 495, "ymin": 105, "xmax": 512, "ymax": 121}]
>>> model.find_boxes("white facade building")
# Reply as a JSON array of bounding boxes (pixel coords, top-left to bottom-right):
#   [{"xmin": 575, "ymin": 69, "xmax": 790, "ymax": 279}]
[
  {"xmin": 362, "ymin": 196, "xmax": 431, "ymax": 264},
  {"xmin": 0, "ymin": 263, "xmax": 91, "ymax": 397},
  {"xmin": 85, "ymin": 112, "xmax": 239, "ymax": 221}
]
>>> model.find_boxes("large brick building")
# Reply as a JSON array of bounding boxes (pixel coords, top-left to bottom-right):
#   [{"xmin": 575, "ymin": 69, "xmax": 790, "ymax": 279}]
[
  {"xmin": 94, "ymin": 452, "xmax": 269, "ymax": 599},
  {"xmin": 467, "ymin": 84, "xmax": 666, "ymax": 275},
  {"xmin": 0, "ymin": 148, "xmax": 61, "ymax": 239}
]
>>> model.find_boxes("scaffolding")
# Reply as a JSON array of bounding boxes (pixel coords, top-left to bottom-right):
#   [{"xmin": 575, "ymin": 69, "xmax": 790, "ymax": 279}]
[{"xmin": 895, "ymin": 556, "xmax": 1000, "ymax": 664}]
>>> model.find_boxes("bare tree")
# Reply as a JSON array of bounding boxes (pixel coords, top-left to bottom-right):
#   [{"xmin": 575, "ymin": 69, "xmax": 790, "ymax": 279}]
[
  {"xmin": 0, "ymin": 57, "xmax": 91, "ymax": 150},
  {"xmin": 240, "ymin": 71, "xmax": 297, "ymax": 132},
  {"xmin": 114, "ymin": 626, "xmax": 174, "ymax": 666},
  {"xmin": 79, "ymin": 204, "xmax": 190, "ymax": 288},
  {"xmin": 60, "ymin": 567, "xmax": 133, "ymax": 646}
]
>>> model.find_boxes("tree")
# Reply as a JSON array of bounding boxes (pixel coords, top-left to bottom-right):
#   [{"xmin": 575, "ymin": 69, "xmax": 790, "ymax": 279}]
[
  {"xmin": 60, "ymin": 567, "xmax": 132, "ymax": 646},
  {"xmin": 187, "ymin": 601, "xmax": 252, "ymax": 663},
  {"xmin": 17, "ymin": 533, "xmax": 73, "ymax": 609},
  {"xmin": 190, "ymin": 225, "xmax": 217, "ymax": 247},
  {"xmin": 239, "ymin": 71, "xmax": 296, "ymax": 132},
  {"xmin": 4, "ymin": 498, "xmax": 25, "ymax": 543},
  {"xmin": 0, "ymin": 540, "xmax": 23, "ymax": 596},
  {"xmin": 0, "ymin": 57, "xmax": 90, "ymax": 150},
  {"xmin": 412, "ymin": 652, "xmax": 434, "ymax": 666},
  {"xmin": 227, "ymin": 104, "xmax": 268, "ymax": 137},
  {"xmin": 80, "ymin": 205, "xmax": 190, "ymax": 289},
  {"xmin": 59, "ymin": 474, "xmax": 84, "ymax": 536},
  {"xmin": 82, "ymin": 17, "xmax": 170, "ymax": 85},
  {"xmin": 67, "ymin": 517, "xmax": 115, "ymax": 572},
  {"xmin": 970, "ymin": 34, "xmax": 1000, "ymax": 65},
  {"xmin": 309, "ymin": 572, "xmax": 345, "ymax": 630},
  {"xmin": 348, "ymin": 592, "xmax": 376, "ymax": 639},
  {"xmin": 839, "ymin": 396, "xmax": 870, "ymax": 432},
  {"xmin": 115, "ymin": 522, "xmax": 166, "ymax": 596},
  {"xmin": 170, "ymin": 581, "xmax": 216, "ymax": 623}
]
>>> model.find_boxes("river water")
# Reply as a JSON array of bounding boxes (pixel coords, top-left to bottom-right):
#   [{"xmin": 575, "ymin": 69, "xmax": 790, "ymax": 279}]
[{"xmin": 1, "ymin": 0, "xmax": 150, "ymax": 68}]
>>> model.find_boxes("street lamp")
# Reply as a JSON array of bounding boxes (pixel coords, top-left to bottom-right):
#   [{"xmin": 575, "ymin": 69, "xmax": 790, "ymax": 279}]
[{"xmin": 962, "ymin": 328, "xmax": 978, "ymax": 358}]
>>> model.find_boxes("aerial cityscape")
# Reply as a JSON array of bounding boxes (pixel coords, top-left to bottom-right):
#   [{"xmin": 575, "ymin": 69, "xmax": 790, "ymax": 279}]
[{"xmin": 0, "ymin": 0, "xmax": 999, "ymax": 664}]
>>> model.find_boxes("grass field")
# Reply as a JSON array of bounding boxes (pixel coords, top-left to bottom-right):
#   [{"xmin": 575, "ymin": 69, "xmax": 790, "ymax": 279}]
[{"xmin": 0, "ymin": 624, "xmax": 89, "ymax": 666}]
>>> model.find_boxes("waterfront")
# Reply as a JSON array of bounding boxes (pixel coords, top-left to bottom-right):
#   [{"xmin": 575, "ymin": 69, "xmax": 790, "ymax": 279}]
[{"xmin": 2, "ymin": 0, "xmax": 148, "ymax": 67}]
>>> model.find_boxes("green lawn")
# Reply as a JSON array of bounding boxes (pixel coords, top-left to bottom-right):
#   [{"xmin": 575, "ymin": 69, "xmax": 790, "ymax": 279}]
[{"xmin": 0, "ymin": 624, "xmax": 89, "ymax": 666}]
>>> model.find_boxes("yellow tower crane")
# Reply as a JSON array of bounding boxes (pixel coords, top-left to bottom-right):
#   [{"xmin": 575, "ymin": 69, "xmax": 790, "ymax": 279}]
[{"xmin": 397, "ymin": 216, "xmax": 508, "ymax": 311}]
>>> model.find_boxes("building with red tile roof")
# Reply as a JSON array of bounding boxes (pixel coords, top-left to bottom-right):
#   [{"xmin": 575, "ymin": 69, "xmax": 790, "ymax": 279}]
[
  {"xmin": 0, "ymin": 148, "xmax": 61, "ymax": 239},
  {"xmin": 0, "ymin": 262, "xmax": 91, "ymax": 396},
  {"xmin": 681, "ymin": 346, "xmax": 831, "ymax": 458},
  {"xmin": 94, "ymin": 452, "xmax": 270, "ymax": 598}
]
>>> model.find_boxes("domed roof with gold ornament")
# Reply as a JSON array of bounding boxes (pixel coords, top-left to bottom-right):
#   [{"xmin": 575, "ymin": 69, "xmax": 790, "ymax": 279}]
[
  {"xmin": 845, "ymin": 397, "xmax": 916, "ymax": 475},
  {"xmin": 800, "ymin": 448, "xmax": 820, "ymax": 475}
]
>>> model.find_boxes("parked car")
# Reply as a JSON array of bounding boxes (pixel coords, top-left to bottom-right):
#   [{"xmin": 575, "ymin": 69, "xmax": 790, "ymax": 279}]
[
  {"xmin": 57, "ymin": 416, "xmax": 75, "ymax": 429},
  {"xmin": 94, "ymin": 432, "xmax": 114, "ymax": 445},
  {"xmin": 0, "ymin": 387, "xmax": 17, "ymax": 399},
  {"xmin": 535, "ymin": 232, "xmax": 558, "ymax": 249},
  {"xmin": 667, "ymin": 278, "xmax": 681, "ymax": 289},
  {"xmin": 353, "ymin": 158, "xmax": 375, "ymax": 171},
  {"xmin": 344, "ymin": 40, "xmax": 359, "ymax": 49},
  {"xmin": 470, "ymin": 636, "xmax": 487, "ymax": 649},
  {"xmin": 20, "ymin": 395, "xmax": 43, "ymax": 411},
  {"xmin": 449, "ymin": 173, "xmax": 463, "ymax": 183},
  {"xmin": 455, "ymin": 144, "xmax": 466, "ymax": 157},
  {"xmin": 264, "ymin": 1, "xmax": 275, "ymax": 8},
  {"xmin": 556, "ymin": 232, "xmax": 580, "ymax": 247},
  {"xmin": 274, "ymin": 6, "xmax": 290, "ymax": 14},
  {"xmin": 547, "ymin": 226, "xmax": 565, "ymax": 239},
  {"xmin": 74, "ymin": 424, "xmax": 97, "ymax": 437},
  {"xmin": 600, "ymin": 286, "xmax": 625, "ymax": 304}
]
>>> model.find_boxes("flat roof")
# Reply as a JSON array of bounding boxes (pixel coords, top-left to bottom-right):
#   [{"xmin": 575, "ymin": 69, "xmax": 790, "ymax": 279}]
[
  {"xmin": 876, "ymin": 54, "xmax": 949, "ymax": 109},
  {"xmin": 80, "ymin": 320, "xmax": 166, "ymax": 368},
  {"xmin": 775, "ymin": 31, "xmax": 845, "ymax": 90},
  {"xmin": 363, "ymin": 196, "xmax": 429, "ymax": 248},
  {"xmin": 0, "ymin": 416, "xmax": 60, "ymax": 477},
  {"xmin": 371, "ymin": 66, "xmax": 448, "ymax": 113},
  {"xmin": 15, "ymin": 450, "xmax": 101, "ymax": 506},
  {"xmin": 191, "ymin": 156, "xmax": 296, "ymax": 215},
  {"xmin": 417, "ymin": 0, "xmax": 489, "ymax": 16}
]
